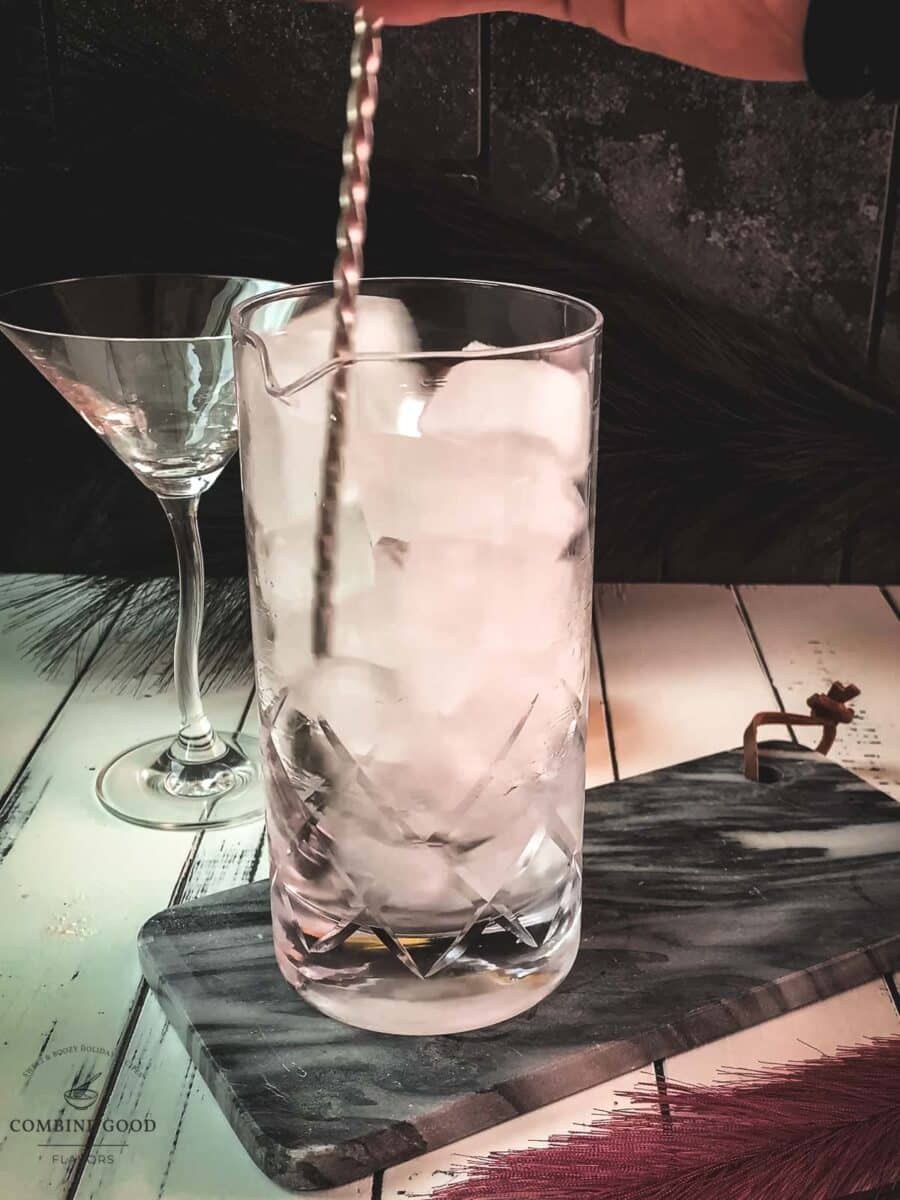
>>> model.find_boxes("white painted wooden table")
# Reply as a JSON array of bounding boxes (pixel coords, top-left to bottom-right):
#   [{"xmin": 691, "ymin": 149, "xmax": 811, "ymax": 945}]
[{"xmin": 1, "ymin": 580, "xmax": 898, "ymax": 1200}]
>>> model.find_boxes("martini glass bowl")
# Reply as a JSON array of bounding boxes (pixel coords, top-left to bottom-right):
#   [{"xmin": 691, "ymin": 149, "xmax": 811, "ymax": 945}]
[{"xmin": 0, "ymin": 273, "xmax": 287, "ymax": 830}]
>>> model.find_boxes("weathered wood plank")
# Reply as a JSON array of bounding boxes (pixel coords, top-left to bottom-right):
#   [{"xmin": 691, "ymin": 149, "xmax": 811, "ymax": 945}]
[
  {"xmin": 595, "ymin": 584, "xmax": 775, "ymax": 778},
  {"xmin": 657, "ymin": 589, "xmax": 900, "ymax": 1089},
  {"xmin": 665, "ymin": 978, "xmax": 900, "ymax": 1086},
  {"xmin": 586, "ymin": 637, "xmax": 615, "ymax": 790},
  {"xmin": 90, "ymin": 1060, "xmax": 369, "ymax": 1200},
  {"xmin": 743, "ymin": 584, "xmax": 900, "ymax": 1055},
  {"xmin": 0, "ymin": 574, "xmax": 120, "ymax": 802},
  {"xmin": 384, "ymin": 981, "xmax": 900, "ymax": 1200},
  {"xmin": 141, "ymin": 586, "xmax": 900, "ymax": 1198},
  {"xmin": 382, "ymin": 979, "xmax": 900, "ymax": 1200},
  {"xmin": 381, "ymin": 586, "xmax": 778, "ymax": 1197},
  {"xmin": 0, "ymin": 582, "xmax": 257, "ymax": 1199},
  {"xmin": 739, "ymin": 585, "xmax": 900, "ymax": 800},
  {"xmin": 70, "ymin": 701, "xmax": 370, "ymax": 1200},
  {"xmin": 5, "ymin": 581, "xmax": 894, "ymax": 1200},
  {"xmin": 89, "ymin": 620, "xmax": 610, "ymax": 1199},
  {"xmin": 380, "ymin": 1066, "xmax": 652, "ymax": 1199},
  {"xmin": 597, "ymin": 586, "xmax": 900, "ymax": 1194}
]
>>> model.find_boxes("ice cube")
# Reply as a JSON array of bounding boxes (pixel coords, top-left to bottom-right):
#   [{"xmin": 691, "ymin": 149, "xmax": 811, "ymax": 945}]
[
  {"xmin": 354, "ymin": 534, "xmax": 591, "ymax": 797},
  {"xmin": 384, "ymin": 540, "xmax": 581, "ymax": 711},
  {"xmin": 284, "ymin": 656, "xmax": 403, "ymax": 763},
  {"xmin": 419, "ymin": 358, "xmax": 592, "ymax": 476},
  {"xmin": 439, "ymin": 640, "xmax": 588, "ymax": 798},
  {"xmin": 238, "ymin": 347, "xmax": 329, "ymax": 533},
  {"xmin": 264, "ymin": 294, "xmax": 419, "ymax": 390},
  {"xmin": 350, "ymin": 431, "xmax": 586, "ymax": 551},
  {"xmin": 252, "ymin": 501, "xmax": 376, "ymax": 685},
  {"xmin": 240, "ymin": 296, "xmax": 424, "ymax": 531},
  {"xmin": 266, "ymin": 646, "xmax": 587, "ymax": 917},
  {"xmin": 277, "ymin": 658, "xmax": 482, "ymax": 813},
  {"xmin": 406, "ymin": 540, "xmax": 581, "ymax": 652},
  {"xmin": 266, "ymin": 295, "xmax": 425, "ymax": 439},
  {"xmin": 332, "ymin": 537, "xmax": 406, "ymax": 671}
]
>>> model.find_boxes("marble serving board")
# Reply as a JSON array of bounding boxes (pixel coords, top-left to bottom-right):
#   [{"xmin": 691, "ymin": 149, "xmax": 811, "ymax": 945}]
[{"xmin": 138, "ymin": 742, "xmax": 900, "ymax": 1192}]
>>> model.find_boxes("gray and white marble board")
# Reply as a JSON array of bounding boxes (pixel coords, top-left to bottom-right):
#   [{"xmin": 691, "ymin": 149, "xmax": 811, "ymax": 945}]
[{"xmin": 138, "ymin": 742, "xmax": 900, "ymax": 1191}]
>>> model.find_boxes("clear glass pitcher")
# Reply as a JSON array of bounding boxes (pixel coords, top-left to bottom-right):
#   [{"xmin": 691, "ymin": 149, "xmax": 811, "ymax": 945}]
[{"xmin": 232, "ymin": 278, "xmax": 602, "ymax": 1035}]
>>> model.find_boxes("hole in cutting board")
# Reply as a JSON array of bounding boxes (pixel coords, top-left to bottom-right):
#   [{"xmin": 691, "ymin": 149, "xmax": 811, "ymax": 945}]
[{"xmin": 757, "ymin": 763, "xmax": 784, "ymax": 785}]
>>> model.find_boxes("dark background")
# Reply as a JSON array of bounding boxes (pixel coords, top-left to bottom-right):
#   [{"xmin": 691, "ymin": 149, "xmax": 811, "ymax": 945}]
[{"xmin": 2, "ymin": 2, "xmax": 899, "ymax": 583}]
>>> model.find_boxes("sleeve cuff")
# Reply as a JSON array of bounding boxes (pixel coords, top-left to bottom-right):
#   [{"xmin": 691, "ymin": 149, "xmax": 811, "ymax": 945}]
[{"xmin": 804, "ymin": 0, "xmax": 900, "ymax": 101}]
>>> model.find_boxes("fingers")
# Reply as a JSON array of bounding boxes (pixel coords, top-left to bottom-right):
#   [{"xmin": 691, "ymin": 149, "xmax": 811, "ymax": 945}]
[
  {"xmin": 569, "ymin": 0, "xmax": 808, "ymax": 80},
  {"xmin": 365, "ymin": 0, "xmax": 565, "ymax": 23},
  {"xmin": 364, "ymin": 0, "xmax": 808, "ymax": 83},
  {"xmin": 367, "ymin": 0, "xmax": 628, "ymax": 34}
]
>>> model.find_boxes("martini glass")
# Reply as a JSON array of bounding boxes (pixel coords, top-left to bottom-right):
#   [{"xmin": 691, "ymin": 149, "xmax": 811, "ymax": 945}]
[{"xmin": 0, "ymin": 274, "xmax": 288, "ymax": 830}]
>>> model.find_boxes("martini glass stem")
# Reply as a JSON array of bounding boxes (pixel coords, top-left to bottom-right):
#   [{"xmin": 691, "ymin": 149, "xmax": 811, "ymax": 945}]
[{"xmin": 159, "ymin": 495, "xmax": 226, "ymax": 764}]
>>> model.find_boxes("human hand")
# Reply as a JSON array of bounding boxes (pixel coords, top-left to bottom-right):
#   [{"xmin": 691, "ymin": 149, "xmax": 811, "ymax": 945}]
[{"xmin": 365, "ymin": 0, "xmax": 811, "ymax": 83}]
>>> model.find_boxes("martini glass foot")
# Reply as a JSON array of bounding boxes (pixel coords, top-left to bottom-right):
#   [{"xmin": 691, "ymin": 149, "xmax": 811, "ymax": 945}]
[{"xmin": 96, "ymin": 732, "xmax": 263, "ymax": 830}]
